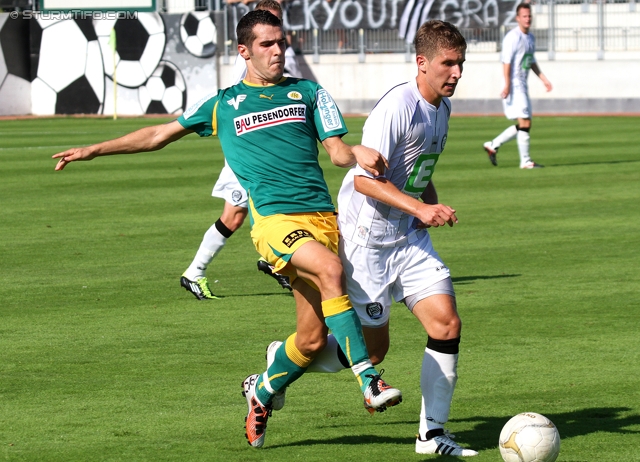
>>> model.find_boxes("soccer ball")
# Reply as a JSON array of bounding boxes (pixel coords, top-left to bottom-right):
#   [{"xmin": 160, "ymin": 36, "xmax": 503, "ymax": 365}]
[
  {"xmin": 179, "ymin": 11, "xmax": 217, "ymax": 58},
  {"xmin": 499, "ymin": 413, "xmax": 560, "ymax": 462},
  {"xmin": 138, "ymin": 60, "xmax": 186, "ymax": 114},
  {"xmin": 94, "ymin": 13, "xmax": 166, "ymax": 88},
  {"xmin": 31, "ymin": 18, "xmax": 104, "ymax": 115}
]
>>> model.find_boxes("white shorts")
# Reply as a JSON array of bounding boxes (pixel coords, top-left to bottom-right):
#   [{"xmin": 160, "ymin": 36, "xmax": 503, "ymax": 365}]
[
  {"xmin": 503, "ymin": 87, "xmax": 531, "ymax": 120},
  {"xmin": 339, "ymin": 233, "xmax": 453, "ymax": 328},
  {"xmin": 212, "ymin": 160, "xmax": 248, "ymax": 208}
]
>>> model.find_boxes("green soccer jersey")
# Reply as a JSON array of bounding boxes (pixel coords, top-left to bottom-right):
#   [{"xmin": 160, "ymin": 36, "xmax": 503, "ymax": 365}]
[{"xmin": 177, "ymin": 77, "xmax": 348, "ymax": 217}]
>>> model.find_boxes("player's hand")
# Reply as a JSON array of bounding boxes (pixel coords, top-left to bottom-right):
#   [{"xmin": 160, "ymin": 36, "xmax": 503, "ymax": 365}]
[
  {"xmin": 52, "ymin": 147, "xmax": 96, "ymax": 171},
  {"xmin": 500, "ymin": 85, "xmax": 510, "ymax": 99},
  {"xmin": 416, "ymin": 203, "xmax": 458, "ymax": 228},
  {"xmin": 543, "ymin": 80, "xmax": 552, "ymax": 92},
  {"xmin": 352, "ymin": 145, "xmax": 388, "ymax": 177}
]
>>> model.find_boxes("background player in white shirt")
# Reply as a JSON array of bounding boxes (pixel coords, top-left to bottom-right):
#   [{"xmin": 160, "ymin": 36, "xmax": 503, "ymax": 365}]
[
  {"xmin": 181, "ymin": 0, "xmax": 301, "ymax": 299},
  {"xmin": 305, "ymin": 20, "xmax": 478, "ymax": 456},
  {"xmin": 483, "ymin": 3, "xmax": 552, "ymax": 169}
]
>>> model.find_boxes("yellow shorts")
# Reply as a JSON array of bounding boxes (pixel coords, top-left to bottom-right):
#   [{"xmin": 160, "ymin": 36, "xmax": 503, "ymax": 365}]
[{"xmin": 249, "ymin": 201, "xmax": 340, "ymax": 277}]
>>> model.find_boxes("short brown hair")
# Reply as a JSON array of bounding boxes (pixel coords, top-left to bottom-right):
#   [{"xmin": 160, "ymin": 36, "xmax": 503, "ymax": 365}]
[
  {"xmin": 516, "ymin": 2, "xmax": 532, "ymax": 14},
  {"xmin": 236, "ymin": 9, "xmax": 282, "ymax": 46},
  {"xmin": 414, "ymin": 20, "xmax": 467, "ymax": 60},
  {"xmin": 255, "ymin": 0, "xmax": 283, "ymax": 18}
]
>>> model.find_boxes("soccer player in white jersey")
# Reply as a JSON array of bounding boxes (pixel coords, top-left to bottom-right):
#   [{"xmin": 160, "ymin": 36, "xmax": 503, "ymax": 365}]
[
  {"xmin": 483, "ymin": 3, "xmax": 552, "ymax": 169},
  {"xmin": 300, "ymin": 20, "xmax": 478, "ymax": 456},
  {"xmin": 181, "ymin": 0, "xmax": 300, "ymax": 299}
]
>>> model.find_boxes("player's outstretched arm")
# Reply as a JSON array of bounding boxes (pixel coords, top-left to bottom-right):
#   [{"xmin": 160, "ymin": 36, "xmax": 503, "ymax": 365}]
[
  {"xmin": 321, "ymin": 136, "xmax": 388, "ymax": 177},
  {"xmin": 354, "ymin": 175, "xmax": 457, "ymax": 228},
  {"xmin": 531, "ymin": 63, "xmax": 552, "ymax": 92},
  {"xmin": 52, "ymin": 120, "xmax": 192, "ymax": 171}
]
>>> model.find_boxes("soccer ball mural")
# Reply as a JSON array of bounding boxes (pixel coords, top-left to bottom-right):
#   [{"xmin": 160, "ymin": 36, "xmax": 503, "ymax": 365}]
[
  {"xmin": 0, "ymin": 10, "xmax": 222, "ymax": 116},
  {"xmin": 94, "ymin": 13, "xmax": 166, "ymax": 89},
  {"xmin": 31, "ymin": 18, "xmax": 105, "ymax": 115},
  {"xmin": 0, "ymin": 14, "xmax": 32, "ymax": 115},
  {"xmin": 180, "ymin": 11, "xmax": 217, "ymax": 58},
  {"xmin": 499, "ymin": 413, "xmax": 561, "ymax": 462},
  {"xmin": 138, "ymin": 61, "xmax": 186, "ymax": 114}
]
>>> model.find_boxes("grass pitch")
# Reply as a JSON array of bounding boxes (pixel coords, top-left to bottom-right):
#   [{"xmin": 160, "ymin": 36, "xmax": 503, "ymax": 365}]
[{"xmin": 1, "ymin": 116, "xmax": 639, "ymax": 461}]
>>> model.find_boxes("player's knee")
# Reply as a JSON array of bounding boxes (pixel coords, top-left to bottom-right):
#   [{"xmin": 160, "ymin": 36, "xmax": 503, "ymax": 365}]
[
  {"xmin": 316, "ymin": 255, "xmax": 344, "ymax": 287},
  {"xmin": 441, "ymin": 315, "xmax": 462, "ymax": 339},
  {"xmin": 427, "ymin": 314, "xmax": 462, "ymax": 340},
  {"xmin": 228, "ymin": 214, "xmax": 247, "ymax": 231},
  {"xmin": 220, "ymin": 209, "xmax": 247, "ymax": 232}
]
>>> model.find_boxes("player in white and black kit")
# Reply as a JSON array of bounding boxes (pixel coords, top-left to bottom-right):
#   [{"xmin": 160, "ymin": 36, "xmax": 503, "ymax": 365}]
[
  {"xmin": 181, "ymin": 0, "xmax": 300, "ymax": 299},
  {"xmin": 303, "ymin": 20, "xmax": 477, "ymax": 456},
  {"xmin": 483, "ymin": 3, "xmax": 552, "ymax": 169}
]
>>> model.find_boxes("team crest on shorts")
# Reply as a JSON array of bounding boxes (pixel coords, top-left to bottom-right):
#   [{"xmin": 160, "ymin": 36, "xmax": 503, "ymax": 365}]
[
  {"xmin": 231, "ymin": 190, "xmax": 243, "ymax": 203},
  {"xmin": 283, "ymin": 229, "xmax": 312, "ymax": 247},
  {"xmin": 366, "ymin": 302, "xmax": 384, "ymax": 320},
  {"xmin": 357, "ymin": 225, "xmax": 369, "ymax": 239}
]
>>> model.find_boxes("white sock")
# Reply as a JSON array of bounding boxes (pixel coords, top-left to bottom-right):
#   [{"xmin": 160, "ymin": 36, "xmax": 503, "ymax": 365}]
[
  {"xmin": 492, "ymin": 125, "xmax": 518, "ymax": 149},
  {"xmin": 418, "ymin": 347, "xmax": 458, "ymax": 438},
  {"xmin": 307, "ymin": 335, "xmax": 347, "ymax": 373},
  {"xmin": 517, "ymin": 129, "xmax": 532, "ymax": 166},
  {"xmin": 183, "ymin": 223, "xmax": 228, "ymax": 280}
]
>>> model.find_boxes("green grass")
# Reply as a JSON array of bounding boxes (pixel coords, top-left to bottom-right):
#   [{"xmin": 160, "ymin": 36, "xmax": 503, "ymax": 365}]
[{"xmin": 1, "ymin": 115, "xmax": 639, "ymax": 461}]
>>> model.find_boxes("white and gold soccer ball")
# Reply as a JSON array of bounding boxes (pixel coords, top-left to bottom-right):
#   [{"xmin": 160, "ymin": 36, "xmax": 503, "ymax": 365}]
[{"xmin": 499, "ymin": 412, "xmax": 560, "ymax": 462}]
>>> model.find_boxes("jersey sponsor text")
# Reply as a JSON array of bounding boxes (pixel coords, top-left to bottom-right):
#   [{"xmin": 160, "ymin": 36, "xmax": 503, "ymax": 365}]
[
  {"xmin": 234, "ymin": 104, "xmax": 306, "ymax": 135},
  {"xmin": 316, "ymin": 89, "xmax": 342, "ymax": 132}
]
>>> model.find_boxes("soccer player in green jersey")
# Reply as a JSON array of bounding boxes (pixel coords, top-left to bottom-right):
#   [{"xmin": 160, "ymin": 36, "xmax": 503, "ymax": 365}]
[{"xmin": 53, "ymin": 9, "xmax": 402, "ymax": 449}]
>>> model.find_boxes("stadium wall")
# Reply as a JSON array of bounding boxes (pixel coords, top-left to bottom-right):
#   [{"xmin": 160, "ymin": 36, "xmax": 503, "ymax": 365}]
[{"xmin": 218, "ymin": 51, "xmax": 640, "ymax": 115}]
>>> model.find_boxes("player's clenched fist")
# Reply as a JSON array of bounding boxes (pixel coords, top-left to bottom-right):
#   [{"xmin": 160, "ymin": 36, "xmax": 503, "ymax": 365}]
[{"xmin": 352, "ymin": 144, "xmax": 388, "ymax": 177}]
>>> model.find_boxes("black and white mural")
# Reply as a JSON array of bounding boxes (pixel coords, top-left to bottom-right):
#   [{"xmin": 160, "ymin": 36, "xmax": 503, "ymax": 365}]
[{"xmin": 0, "ymin": 11, "xmax": 218, "ymax": 116}]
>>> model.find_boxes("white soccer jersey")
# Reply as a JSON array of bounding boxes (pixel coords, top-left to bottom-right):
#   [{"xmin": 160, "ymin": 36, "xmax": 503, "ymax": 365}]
[
  {"xmin": 501, "ymin": 27, "xmax": 536, "ymax": 92},
  {"xmin": 337, "ymin": 80, "xmax": 451, "ymax": 249}
]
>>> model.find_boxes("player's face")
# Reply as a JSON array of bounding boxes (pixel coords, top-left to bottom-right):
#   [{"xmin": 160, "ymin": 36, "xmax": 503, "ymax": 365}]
[
  {"xmin": 418, "ymin": 47, "xmax": 465, "ymax": 105},
  {"xmin": 516, "ymin": 8, "xmax": 532, "ymax": 32},
  {"xmin": 241, "ymin": 24, "xmax": 286, "ymax": 84}
]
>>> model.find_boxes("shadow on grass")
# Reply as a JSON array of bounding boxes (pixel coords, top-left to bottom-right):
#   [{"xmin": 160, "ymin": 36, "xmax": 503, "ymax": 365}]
[
  {"xmin": 549, "ymin": 159, "xmax": 640, "ymax": 167},
  {"xmin": 218, "ymin": 291, "xmax": 294, "ymax": 298},
  {"xmin": 271, "ymin": 407, "xmax": 639, "ymax": 454},
  {"xmin": 452, "ymin": 274, "xmax": 520, "ymax": 285},
  {"xmin": 452, "ymin": 407, "xmax": 640, "ymax": 451}
]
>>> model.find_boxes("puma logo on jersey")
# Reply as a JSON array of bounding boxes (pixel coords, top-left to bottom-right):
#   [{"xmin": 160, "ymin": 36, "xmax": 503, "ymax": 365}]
[
  {"xmin": 259, "ymin": 94, "xmax": 274, "ymax": 100},
  {"xmin": 227, "ymin": 95, "xmax": 247, "ymax": 110}
]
